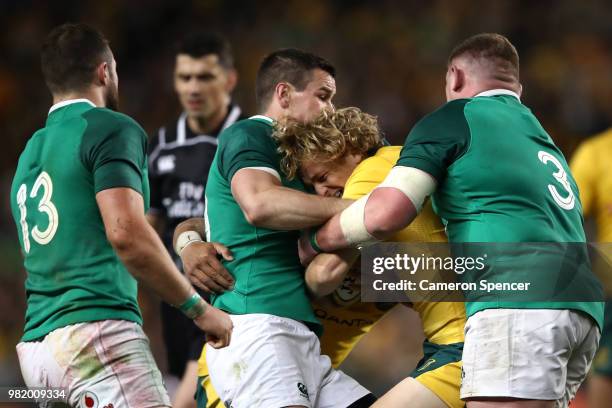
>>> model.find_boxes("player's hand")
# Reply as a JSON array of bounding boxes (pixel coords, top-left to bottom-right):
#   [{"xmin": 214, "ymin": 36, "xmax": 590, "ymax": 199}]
[
  {"xmin": 182, "ymin": 241, "xmax": 234, "ymax": 293},
  {"xmin": 193, "ymin": 304, "xmax": 233, "ymax": 348},
  {"xmin": 298, "ymin": 231, "xmax": 318, "ymax": 266}
]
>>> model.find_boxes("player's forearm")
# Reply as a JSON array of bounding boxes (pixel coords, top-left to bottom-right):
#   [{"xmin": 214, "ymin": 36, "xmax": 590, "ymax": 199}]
[
  {"xmin": 113, "ymin": 220, "xmax": 196, "ymax": 307},
  {"xmin": 245, "ymin": 186, "xmax": 351, "ymax": 230},
  {"xmin": 305, "ymin": 250, "xmax": 358, "ymax": 297}
]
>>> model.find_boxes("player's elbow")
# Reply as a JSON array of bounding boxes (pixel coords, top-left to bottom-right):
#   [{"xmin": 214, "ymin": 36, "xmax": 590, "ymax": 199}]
[
  {"xmin": 105, "ymin": 218, "xmax": 145, "ymax": 255},
  {"xmin": 241, "ymin": 199, "xmax": 271, "ymax": 226},
  {"xmin": 106, "ymin": 227, "xmax": 136, "ymax": 253}
]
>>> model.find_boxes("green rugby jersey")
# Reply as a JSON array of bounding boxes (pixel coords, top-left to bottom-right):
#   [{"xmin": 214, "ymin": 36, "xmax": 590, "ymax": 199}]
[
  {"xmin": 204, "ymin": 115, "xmax": 321, "ymax": 333},
  {"xmin": 10, "ymin": 100, "xmax": 149, "ymax": 341},
  {"xmin": 397, "ymin": 90, "xmax": 604, "ymax": 328}
]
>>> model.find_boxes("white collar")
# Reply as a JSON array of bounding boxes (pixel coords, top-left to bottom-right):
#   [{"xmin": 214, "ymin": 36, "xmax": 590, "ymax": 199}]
[
  {"xmin": 49, "ymin": 99, "xmax": 96, "ymax": 115},
  {"xmin": 249, "ymin": 115, "xmax": 274, "ymax": 124},
  {"xmin": 474, "ymin": 89, "xmax": 521, "ymax": 101}
]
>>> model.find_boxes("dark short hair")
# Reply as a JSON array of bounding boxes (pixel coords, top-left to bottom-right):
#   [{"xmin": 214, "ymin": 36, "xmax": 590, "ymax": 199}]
[
  {"xmin": 449, "ymin": 33, "xmax": 519, "ymax": 82},
  {"xmin": 176, "ymin": 32, "xmax": 234, "ymax": 69},
  {"xmin": 41, "ymin": 23, "xmax": 112, "ymax": 95},
  {"xmin": 255, "ymin": 48, "xmax": 336, "ymax": 112}
]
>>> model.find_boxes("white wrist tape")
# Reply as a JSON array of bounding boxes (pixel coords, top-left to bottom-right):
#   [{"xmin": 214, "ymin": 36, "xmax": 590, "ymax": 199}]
[
  {"xmin": 376, "ymin": 166, "xmax": 436, "ymax": 212},
  {"xmin": 174, "ymin": 231, "xmax": 204, "ymax": 256},
  {"xmin": 339, "ymin": 193, "xmax": 378, "ymax": 246}
]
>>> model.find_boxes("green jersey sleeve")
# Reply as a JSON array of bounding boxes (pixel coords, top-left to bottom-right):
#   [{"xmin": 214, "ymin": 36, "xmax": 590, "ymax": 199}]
[
  {"xmin": 396, "ymin": 99, "xmax": 471, "ymax": 182},
  {"xmin": 218, "ymin": 122, "xmax": 280, "ymax": 182},
  {"xmin": 81, "ymin": 109, "xmax": 147, "ymax": 194}
]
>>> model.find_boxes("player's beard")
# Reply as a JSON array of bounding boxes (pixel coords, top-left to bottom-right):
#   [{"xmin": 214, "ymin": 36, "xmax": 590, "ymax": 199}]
[{"xmin": 104, "ymin": 79, "xmax": 119, "ymax": 111}]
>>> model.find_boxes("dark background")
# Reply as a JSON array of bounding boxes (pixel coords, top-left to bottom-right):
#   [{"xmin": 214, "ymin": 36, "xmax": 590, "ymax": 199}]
[{"xmin": 1, "ymin": 0, "xmax": 611, "ymax": 402}]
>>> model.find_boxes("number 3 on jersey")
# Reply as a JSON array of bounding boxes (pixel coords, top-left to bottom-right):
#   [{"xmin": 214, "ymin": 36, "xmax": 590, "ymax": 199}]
[
  {"xmin": 538, "ymin": 151, "xmax": 575, "ymax": 210},
  {"xmin": 16, "ymin": 171, "xmax": 59, "ymax": 253}
]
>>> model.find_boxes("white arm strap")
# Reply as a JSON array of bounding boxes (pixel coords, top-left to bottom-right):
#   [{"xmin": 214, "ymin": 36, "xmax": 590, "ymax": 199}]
[
  {"xmin": 376, "ymin": 166, "xmax": 437, "ymax": 211},
  {"xmin": 338, "ymin": 166, "xmax": 436, "ymax": 246}
]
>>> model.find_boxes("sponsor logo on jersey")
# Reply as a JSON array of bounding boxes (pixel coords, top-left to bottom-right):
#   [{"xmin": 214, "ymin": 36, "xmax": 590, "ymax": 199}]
[
  {"xmin": 157, "ymin": 155, "xmax": 176, "ymax": 173},
  {"xmin": 331, "ymin": 275, "xmax": 360, "ymax": 307},
  {"xmin": 297, "ymin": 382, "xmax": 309, "ymax": 400}
]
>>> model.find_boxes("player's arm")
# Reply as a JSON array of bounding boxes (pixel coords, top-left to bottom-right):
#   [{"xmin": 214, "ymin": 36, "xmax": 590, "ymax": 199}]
[
  {"xmin": 305, "ymin": 249, "xmax": 360, "ymax": 297},
  {"xmin": 99, "ymin": 188, "xmax": 200, "ymax": 306},
  {"xmin": 311, "ymin": 170, "xmax": 431, "ymax": 252},
  {"xmin": 231, "ymin": 168, "xmax": 350, "ymax": 230},
  {"xmin": 173, "ymin": 218, "xmax": 235, "ymax": 293}
]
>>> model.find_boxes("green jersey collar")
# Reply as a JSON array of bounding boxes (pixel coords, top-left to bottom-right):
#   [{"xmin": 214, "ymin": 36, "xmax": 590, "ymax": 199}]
[
  {"xmin": 474, "ymin": 89, "xmax": 521, "ymax": 101},
  {"xmin": 48, "ymin": 99, "xmax": 96, "ymax": 115},
  {"xmin": 249, "ymin": 115, "xmax": 274, "ymax": 126}
]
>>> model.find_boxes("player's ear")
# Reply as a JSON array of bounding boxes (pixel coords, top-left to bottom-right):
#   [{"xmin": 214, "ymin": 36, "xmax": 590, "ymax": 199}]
[
  {"xmin": 225, "ymin": 69, "xmax": 238, "ymax": 93},
  {"xmin": 276, "ymin": 82, "xmax": 291, "ymax": 109},
  {"xmin": 95, "ymin": 61, "xmax": 108, "ymax": 86},
  {"xmin": 451, "ymin": 65, "xmax": 465, "ymax": 94}
]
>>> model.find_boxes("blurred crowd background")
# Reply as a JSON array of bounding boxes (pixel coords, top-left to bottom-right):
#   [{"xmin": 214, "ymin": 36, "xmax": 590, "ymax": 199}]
[{"xmin": 1, "ymin": 0, "xmax": 612, "ymax": 402}]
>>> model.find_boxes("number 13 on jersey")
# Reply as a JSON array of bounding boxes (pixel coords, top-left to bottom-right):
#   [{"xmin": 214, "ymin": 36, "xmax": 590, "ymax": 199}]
[{"xmin": 16, "ymin": 171, "xmax": 59, "ymax": 254}]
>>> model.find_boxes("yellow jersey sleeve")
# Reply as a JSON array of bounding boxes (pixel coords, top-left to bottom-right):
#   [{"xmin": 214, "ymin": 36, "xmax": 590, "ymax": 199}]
[{"xmin": 570, "ymin": 140, "xmax": 598, "ymax": 217}]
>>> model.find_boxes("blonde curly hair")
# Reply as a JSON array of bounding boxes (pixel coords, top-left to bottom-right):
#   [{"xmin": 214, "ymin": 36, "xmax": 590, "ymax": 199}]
[{"xmin": 273, "ymin": 107, "xmax": 383, "ymax": 180}]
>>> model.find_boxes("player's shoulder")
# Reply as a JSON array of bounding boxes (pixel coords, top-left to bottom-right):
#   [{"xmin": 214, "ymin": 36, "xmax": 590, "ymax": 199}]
[
  {"xmin": 411, "ymin": 99, "xmax": 470, "ymax": 136},
  {"xmin": 218, "ymin": 116, "xmax": 274, "ymax": 147},
  {"xmin": 355, "ymin": 146, "xmax": 400, "ymax": 173},
  {"xmin": 83, "ymin": 107, "xmax": 146, "ymax": 135},
  {"xmin": 222, "ymin": 116, "xmax": 272, "ymax": 135},
  {"xmin": 424, "ymin": 99, "xmax": 470, "ymax": 122}
]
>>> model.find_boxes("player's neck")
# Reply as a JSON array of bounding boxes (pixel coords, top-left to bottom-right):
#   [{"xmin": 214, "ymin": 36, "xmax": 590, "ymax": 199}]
[
  {"xmin": 262, "ymin": 104, "xmax": 283, "ymax": 122},
  {"xmin": 52, "ymin": 89, "xmax": 105, "ymax": 108},
  {"xmin": 187, "ymin": 104, "xmax": 229, "ymax": 135}
]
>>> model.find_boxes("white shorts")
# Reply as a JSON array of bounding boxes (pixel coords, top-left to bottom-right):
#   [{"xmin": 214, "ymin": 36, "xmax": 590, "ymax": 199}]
[
  {"xmin": 16, "ymin": 319, "xmax": 170, "ymax": 408},
  {"xmin": 461, "ymin": 309, "xmax": 600, "ymax": 407},
  {"xmin": 205, "ymin": 313, "xmax": 371, "ymax": 408}
]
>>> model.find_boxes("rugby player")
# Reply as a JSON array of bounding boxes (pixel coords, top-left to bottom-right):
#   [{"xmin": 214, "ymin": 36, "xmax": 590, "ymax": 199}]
[
  {"xmin": 275, "ymin": 107, "xmax": 467, "ymax": 408},
  {"xmin": 571, "ymin": 129, "xmax": 612, "ymax": 408},
  {"xmin": 302, "ymin": 33, "xmax": 604, "ymax": 408},
  {"xmin": 146, "ymin": 32, "xmax": 243, "ymax": 408},
  {"xmin": 10, "ymin": 23, "xmax": 231, "ymax": 407},
  {"xmin": 174, "ymin": 49, "xmax": 376, "ymax": 407}
]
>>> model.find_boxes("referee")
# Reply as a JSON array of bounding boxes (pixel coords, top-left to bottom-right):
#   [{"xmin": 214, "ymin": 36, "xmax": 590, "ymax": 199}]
[{"xmin": 147, "ymin": 32, "xmax": 243, "ymax": 408}]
